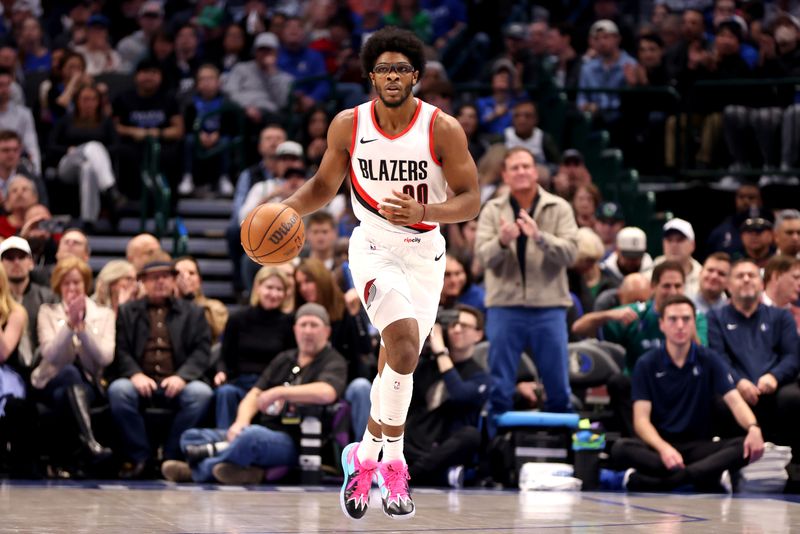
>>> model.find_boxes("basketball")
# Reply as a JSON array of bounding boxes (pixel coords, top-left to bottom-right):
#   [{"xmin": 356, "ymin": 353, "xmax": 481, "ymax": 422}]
[{"xmin": 240, "ymin": 203, "xmax": 305, "ymax": 265}]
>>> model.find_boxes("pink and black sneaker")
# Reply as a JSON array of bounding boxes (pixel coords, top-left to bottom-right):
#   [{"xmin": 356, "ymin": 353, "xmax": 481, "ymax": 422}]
[
  {"xmin": 377, "ymin": 460, "xmax": 415, "ymax": 519},
  {"xmin": 339, "ymin": 442, "xmax": 378, "ymax": 520}
]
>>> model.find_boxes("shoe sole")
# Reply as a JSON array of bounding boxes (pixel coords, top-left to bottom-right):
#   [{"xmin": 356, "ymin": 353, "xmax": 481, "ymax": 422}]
[
  {"xmin": 382, "ymin": 505, "xmax": 416, "ymax": 520},
  {"xmin": 339, "ymin": 444, "xmax": 366, "ymax": 520}
]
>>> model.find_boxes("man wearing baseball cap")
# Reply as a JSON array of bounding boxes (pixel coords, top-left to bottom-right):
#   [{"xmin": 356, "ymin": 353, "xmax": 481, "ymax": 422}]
[
  {"xmin": 0, "ymin": 235, "xmax": 57, "ymax": 354},
  {"xmin": 223, "ymin": 32, "xmax": 293, "ymax": 127},
  {"xmin": 739, "ymin": 210, "xmax": 776, "ymax": 268},
  {"xmin": 649, "ymin": 218, "xmax": 703, "ymax": 299},
  {"xmin": 600, "ymin": 226, "xmax": 654, "ymax": 286},
  {"xmin": 162, "ymin": 302, "xmax": 347, "ymax": 484},
  {"xmin": 594, "ymin": 201, "xmax": 626, "ymax": 257}
]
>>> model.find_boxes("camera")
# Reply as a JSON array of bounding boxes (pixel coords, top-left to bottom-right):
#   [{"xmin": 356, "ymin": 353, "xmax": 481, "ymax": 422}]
[
  {"xmin": 436, "ymin": 307, "xmax": 459, "ymax": 328},
  {"xmin": 38, "ymin": 218, "xmax": 66, "ymax": 234}
]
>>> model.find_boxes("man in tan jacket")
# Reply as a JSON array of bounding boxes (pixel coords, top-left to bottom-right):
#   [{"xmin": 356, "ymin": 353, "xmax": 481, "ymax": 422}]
[{"xmin": 476, "ymin": 147, "xmax": 578, "ymax": 429}]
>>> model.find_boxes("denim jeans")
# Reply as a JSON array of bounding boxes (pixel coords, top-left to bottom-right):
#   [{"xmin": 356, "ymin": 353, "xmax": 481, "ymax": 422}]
[
  {"xmin": 486, "ymin": 306, "xmax": 573, "ymax": 421},
  {"xmin": 180, "ymin": 425, "xmax": 298, "ymax": 482},
  {"xmin": 107, "ymin": 378, "xmax": 213, "ymax": 462},
  {"xmin": 344, "ymin": 377, "xmax": 371, "ymax": 439},
  {"xmin": 214, "ymin": 374, "xmax": 259, "ymax": 429}
]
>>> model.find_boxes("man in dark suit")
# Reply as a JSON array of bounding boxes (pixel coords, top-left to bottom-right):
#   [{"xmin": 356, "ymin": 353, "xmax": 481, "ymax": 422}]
[{"xmin": 107, "ymin": 257, "xmax": 213, "ymax": 478}]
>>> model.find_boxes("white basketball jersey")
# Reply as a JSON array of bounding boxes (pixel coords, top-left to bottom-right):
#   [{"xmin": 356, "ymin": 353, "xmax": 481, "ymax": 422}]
[{"xmin": 349, "ymin": 98, "xmax": 447, "ymax": 234}]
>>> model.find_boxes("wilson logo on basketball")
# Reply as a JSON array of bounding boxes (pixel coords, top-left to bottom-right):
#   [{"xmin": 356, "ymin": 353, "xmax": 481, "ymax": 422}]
[{"xmin": 268, "ymin": 214, "xmax": 298, "ymax": 245}]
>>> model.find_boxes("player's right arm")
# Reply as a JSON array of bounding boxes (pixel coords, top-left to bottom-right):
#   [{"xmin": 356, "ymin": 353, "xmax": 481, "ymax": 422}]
[{"xmin": 282, "ymin": 109, "xmax": 353, "ymax": 217}]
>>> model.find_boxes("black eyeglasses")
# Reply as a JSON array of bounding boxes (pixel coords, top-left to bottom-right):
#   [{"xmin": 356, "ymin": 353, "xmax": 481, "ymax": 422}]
[
  {"xmin": 373, "ymin": 62, "xmax": 415, "ymax": 75},
  {"xmin": 447, "ymin": 321, "xmax": 478, "ymax": 331}
]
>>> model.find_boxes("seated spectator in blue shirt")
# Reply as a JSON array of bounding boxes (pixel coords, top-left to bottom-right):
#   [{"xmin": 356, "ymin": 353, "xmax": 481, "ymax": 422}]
[
  {"xmin": 577, "ymin": 20, "xmax": 637, "ymax": 126},
  {"xmin": 707, "ymin": 259, "xmax": 800, "ymax": 452},
  {"xmin": 160, "ymin": 303, "xmax": 347, "ymax": 485},
  {"xmin": 475, "ymin": 60, "xmax": 521, "ymax": 135},
  {"xmin": 278, "ymin": 17, "xmax": 330, "ymax": 113},
  {"xmin": 612, "ymin": 294, "xmax": 764, "ymax": 492}
]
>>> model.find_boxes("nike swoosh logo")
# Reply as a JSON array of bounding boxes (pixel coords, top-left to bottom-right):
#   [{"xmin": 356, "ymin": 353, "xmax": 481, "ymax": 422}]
[
  {"xmin": 726, "ymin": 324, "xmax": 737, "ymax": 330},
  {"xmin": 360, "ymin": 137, "xmax": 378, "ymax": 144},
  {"xmin": 656, "ymin": 371, "xmax": 666, "ymax": 378},
  {"xmin": 435, "ymin": 252, "xmax": 444, "ymax": 261}
]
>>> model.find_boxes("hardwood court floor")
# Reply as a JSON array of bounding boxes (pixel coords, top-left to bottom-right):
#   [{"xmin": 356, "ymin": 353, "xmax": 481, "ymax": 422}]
[{"xmin": 1, "ymin": 480, "xmax": 799, "ymax": 533}]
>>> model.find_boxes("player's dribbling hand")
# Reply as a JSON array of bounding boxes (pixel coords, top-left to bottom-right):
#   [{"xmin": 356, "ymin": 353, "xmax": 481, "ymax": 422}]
[{"xmin": 378, "ymin": 190, "xmax": 424, "ymax": 225}]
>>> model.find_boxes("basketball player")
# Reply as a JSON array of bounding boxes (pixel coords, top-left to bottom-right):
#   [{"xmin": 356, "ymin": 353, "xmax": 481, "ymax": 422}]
[{"xmin": 282, "ymin": 27, "xmax": 480, "ymax": 519}]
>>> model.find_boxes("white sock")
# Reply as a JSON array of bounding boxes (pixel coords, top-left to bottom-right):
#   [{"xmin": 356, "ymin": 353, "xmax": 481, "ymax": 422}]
[
  {"xmin": 357, "ymin": 427, "xmax": 383, "ymax": 464},
  {"xmin": 379, "ymin": 363, "xmax": 413, "ymax": 464}
]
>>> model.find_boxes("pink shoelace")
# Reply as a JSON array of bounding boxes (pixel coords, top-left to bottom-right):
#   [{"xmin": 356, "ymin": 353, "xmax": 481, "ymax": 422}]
[
  {"xmin": 381, "ymin": 461, "xmax": 411, "ymax": 504},
  {"xmin": 347, "ymin": 460, "xmax": 378, "ymax": 506}
]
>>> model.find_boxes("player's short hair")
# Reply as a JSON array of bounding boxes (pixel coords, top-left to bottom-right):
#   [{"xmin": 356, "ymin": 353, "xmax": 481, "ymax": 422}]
[
  {"xmin": 652, "ymin": 260, "xmax": 685, "ymax": 285},
  {"xmin": 360, "ymin": 27, "xmax": 426, "ymax": 79}
]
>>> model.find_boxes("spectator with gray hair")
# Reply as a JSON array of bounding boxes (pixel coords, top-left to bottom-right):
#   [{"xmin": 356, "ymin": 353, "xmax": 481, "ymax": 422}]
[
  {"xmin": 774, "ymin": 209, "xmax": 800, "ymax": 258},
  {"xmin": 0, "ymin": 175, "xmax": 38, "ymax": 238}
]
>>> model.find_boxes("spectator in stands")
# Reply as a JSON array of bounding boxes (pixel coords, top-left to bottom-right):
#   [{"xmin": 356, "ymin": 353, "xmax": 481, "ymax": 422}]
[
  {"xmin": 239, "ymin": 142, "xmax": 306, "ymax": 221},
  {"xmin": 707, "ymin": 183, "xmax": 761, "ymax": 257},
  {"xmin": 1, "ymin": 236, "xmax": 57, "ymax": 361},
  {"xmin": 278, "ymin": 16, "xmax": 330, "ymax": 113},
  {"xmin": 501, "ymin": 100, "xmax": 560, "ymax": 170},
  {"xmin": 600, "ymin": 226, "xmax": 653, "ymax": 287},
  {"xmin": 0, "ymin": 45, "xmax": 24, "ymax": 108},
  {"xmin": 0, "ymin": 261, "xmax": 33, "ymax": 477},
  {"xmin": 161, "ymin": 303, "xmax": 346, "ymax": 485},
  {"xmin": 707, "ymin": 259, "xmax": 800, "ymax": 452},
  {"xmin": 92, "ymin": 259, "xmax": 137, "ymax": 316},
  {"xmin": 650, "ymin": 218, "xmax": 703, "ymax": 298},
  {"xmin": 440, "ymin": 254, "xmax": 486, "ymax": 316},
  {"xmin": 117, "ymin": 1, "xmax": 164, "ymax": 74},
  {"xmin": 0, "ymin": 175, "xmax": 38, "ymax": 238},
  {"xmin": 75, "ymin": 14, "xmax": 122, "ymax": 76},
  {"xmin": 163, "ymin": 24, "xmax": 203, "ymax": 98},
  {"xmin": 56, "ymin": 228, "xmax": 90, "ymax": 263},
  {"xmin": 294, "ymin": 258, "xmax": 373, "ymax": 380},
  {"xmin": 593, "ymin": 272, "xmax": 652, "ymax": 313},
  {"xmin": 299, "ymin": 106, "xmax": 331, "ymax": 173},
  {"xmin": 739, "ymin": 213, "xmax": 775, "ymax": 267},
  {"xmin": 51, "ymin": 1, "xmax": 90, "ymax": 50},
  {"xmin": 0, "ymin": 69, "xmax": 40, "ymax": 175},
  {"xmin": 0, "ymin": 130, "xmax": 46, "ymax": 206},
  {"xmin": 224, "ymin": 32, "xmax": 293, "ymax": 127},
  {"xmin": 762, "ymin": 255, "xmax": 800, "ymax": 310},
  {"xmin": 612, "ymin": 294, "xmax": 764, "ymax": 493},
  {"xmin": 773, "ymin": 209, "xmax": 800, "ymax": 259},
  {"xmin": 20, "ymin": 204, "xmax": 58, "ymax": 272},
  {"xmin": 693, "ymin": 252, "xmax": 731, "ymax": 314},
  {"xmin": 476, "ymin": 147, "xmax": 578, "ymax": 421},
  {"xmin": 304, "ymin": 212, "xmax": 338, "ymax": 270},
  {"xmin": 209, "ymin": 23, "xmax": 249, "ymax": 82},
  {"xmin": 593, "ymin": 201, "xmax": 626, "ymax": 258},
  {"xmin": 569, "ymin": 227, "xmax": 614, "ymax": 315},
  {"xmin": 404, "ymin": 304, "xmax": 489, "ymax": 487},
  {"xmin": 475, "ymin": 59, "xmax": 521, "ymax": 135},
  {"xmin": 179, "ymin": 64, "xmax": 238, "ymax": 197},
  {"xmin": 174, "ymin": 256, "xmax": 228, "ymax": 345},
  {"xmin": 49, "ymin": 84, "xmax": 126, "ymax": 225},
  {"xmin": 385, "ymin": 0, "xmax": 433, "ymax": 44},
  {"xmin": 108, "ymin": 257, "xmax": 213, "ymax": 479},
  {"xmin": 572, "ymin": 183, "xmax": 601, "ymax": 228},
  {"xmin": 664, "ymin": 8, "xmax": 709, "ymax": 83},
  {"xmin": 546, "ymin": 23, "xmax": 582, "ymax": 89},
  {"xmin": 227, "ymin": 125, "xmax": 288, "ymax": 296},
  {"xmin": 577, "ymin": 20, "xmax": 637, "ymax": 131},
  {"xmin": 32, "ymin": 257, "xmax": 115, "ymax": 463},
  {"xmin": 113, "ymin": 59, "xmax": 184, "ymax": 198},
  {"xmin": 552, "ymin": 149, "xmax": 592, "ymax": 201},
  {"xmin": 125, "ymin": 233, "xmax": 162, "ymax": 273},
  {"xmin": 16, "ymin": 16, "xmax": 50, "ymax": 74},
  {"xmin": 455, "ymin": 103, "xmax": 488, "ymax": 163},
  {"xmin": 41, "ymin": 51, "xmax": 93, "ymax": 127},
  {"xmin": 214, "ymin": 266, "xmax": 295, "ymax": 429}
]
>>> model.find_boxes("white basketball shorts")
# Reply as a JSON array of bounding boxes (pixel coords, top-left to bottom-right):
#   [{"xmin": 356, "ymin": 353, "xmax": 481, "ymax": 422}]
[{"xmin": 348, "ymin": 222, "xmax": 446, "ymax": 351}]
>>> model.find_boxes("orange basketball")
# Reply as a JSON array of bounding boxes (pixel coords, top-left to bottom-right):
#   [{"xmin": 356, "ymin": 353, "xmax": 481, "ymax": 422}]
[{"xmin": 240, "ymin": 203, "xmax": 305, "ymax": 265}]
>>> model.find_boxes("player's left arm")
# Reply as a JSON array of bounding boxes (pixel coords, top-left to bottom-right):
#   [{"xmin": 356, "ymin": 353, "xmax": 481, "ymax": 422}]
[{"xmin": 381, "ymin": 113, "xmax": 480, "ymax": 225}]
